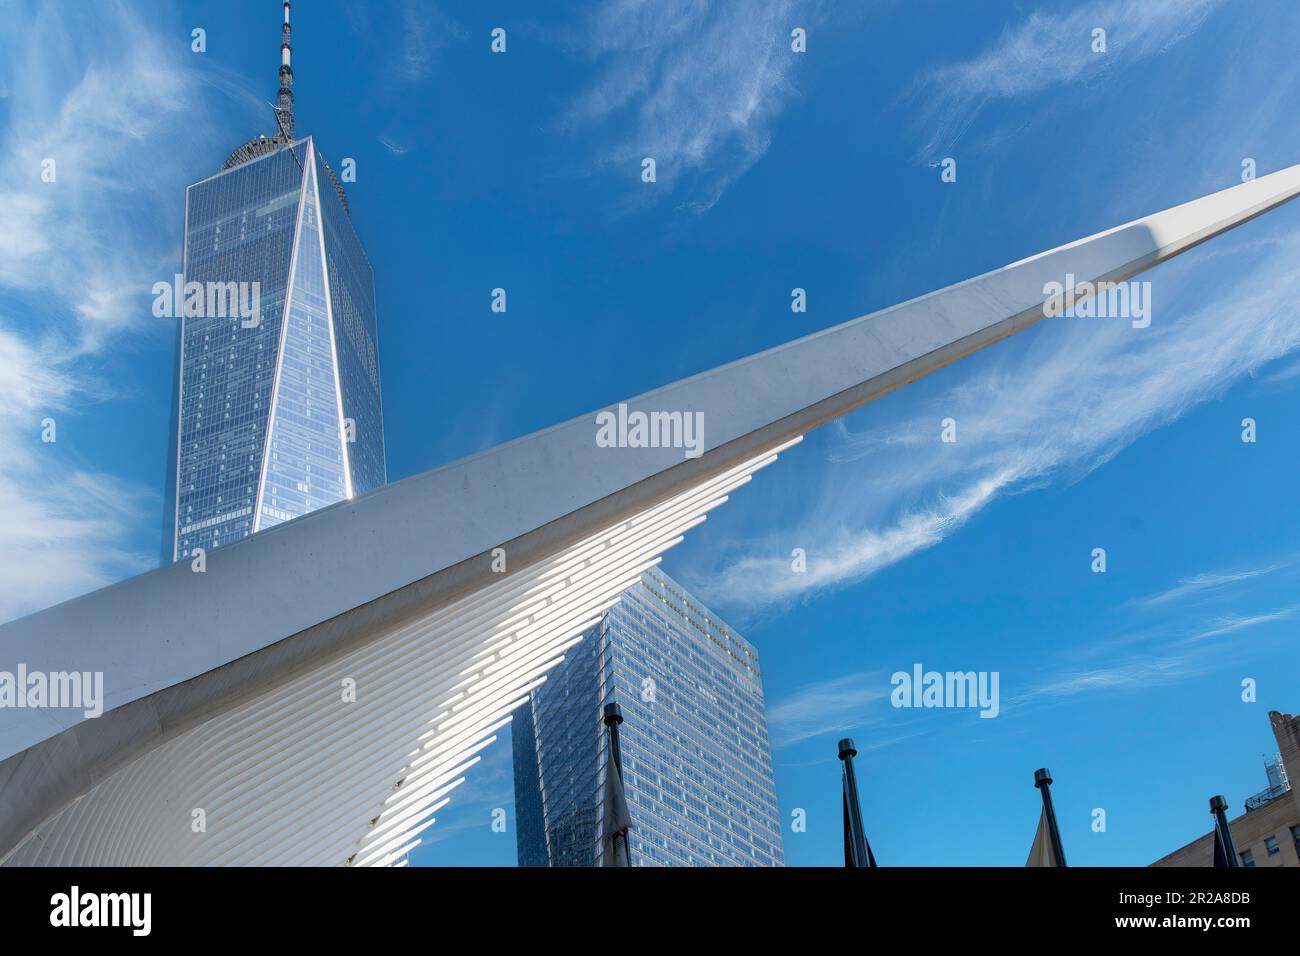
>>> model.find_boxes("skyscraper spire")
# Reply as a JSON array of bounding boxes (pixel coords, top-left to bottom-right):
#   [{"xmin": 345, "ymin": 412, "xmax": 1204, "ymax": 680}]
[
  {"xmin": 222, "ymin": 1, "xmax": 300, "ymax": 170},
  {"xmin": 218, "ymin": 0, "xmax": 347, "ymax": 215},
  {"xmin": 277, "ymin": 1, "xmax": 294, "ymax": 139}
]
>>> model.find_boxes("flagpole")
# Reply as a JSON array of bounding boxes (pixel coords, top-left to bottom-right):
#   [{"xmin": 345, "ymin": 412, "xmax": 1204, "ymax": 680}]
[
  {"xmin": 1209, "ymin": 795, "xmax": 1240, "ymax": 867},
  {"xmin": 1033, "ymin": 768, "xmax": 1068, "ymax": 867},
  {"xmin": 603, "ymin": 703, "xmax": 632, "ymax": 867},
  {"xmin": 838, "ymin": 738, "xmax": 875, "ymax": 867}
]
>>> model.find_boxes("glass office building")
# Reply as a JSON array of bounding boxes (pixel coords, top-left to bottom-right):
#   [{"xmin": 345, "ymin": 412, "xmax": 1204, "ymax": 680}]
[
  {"xmin": 164, "ymin": 3, "xmax": 384, "ymax": 562},
  {"xmin": 512, "ymin": 567, "xmax": 784, "ymax": 866}
]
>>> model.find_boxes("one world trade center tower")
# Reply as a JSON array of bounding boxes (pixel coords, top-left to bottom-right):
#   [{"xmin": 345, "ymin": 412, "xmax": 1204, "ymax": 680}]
[{"xmin": 164, "ymin": 1, "xmax": 385, "ymax": 563}]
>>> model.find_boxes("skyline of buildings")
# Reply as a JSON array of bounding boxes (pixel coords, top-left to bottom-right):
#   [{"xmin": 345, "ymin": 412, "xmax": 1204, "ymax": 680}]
[
  {"xmin": 512, "ymin": 567, "xmax": 785, "ymax": 866},
  {"xmin": 163, "ymin": 1, "xmax": 385, "ymax": 563},
  {"xmin": 6, "ymin": 0, "xmax": 1298, "ymax": 872},
  {"xmin": 153, "ymin": 3, "xmax": 783, "ymax": 869}
]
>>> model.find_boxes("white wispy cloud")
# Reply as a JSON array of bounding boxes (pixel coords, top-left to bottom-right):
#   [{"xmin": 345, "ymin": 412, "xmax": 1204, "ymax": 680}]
[
  {"xmin": 0, "ymin": 2, "xmax": 239, "ymax": 622},
  {"xmin": 1260, "ymin": 353, "xmax": 1300, "ymax": 385},
  {"xmin": 1135, "ymin": 564, "xmax": 1285, "ymax": 609},
  {"xmin": 765, "ymin": 671, "xmax": 891, "ymax": 748},
  {"xmin": 0, "ymin": 327, "xmax": 148, "ymax": 622},
  {"xmin": 1013, "ymin": 600, "xmax": 1291, "ymax": 709},
  {"xmin": 1016, "ymin": 590, "xmax": 1295, "ymax": 713},
  {"xmin": 915, "ymin": 0, "xmax": 1227, "ymax": 156},
  {"xmin": 1185, "ymin": 607, "xmax": 1297, "ymax": 643},
  {"xmin": 691, "ymin": 225, "xmax": 1300, "ymax": 618},
  {"xmin": 567, "ymin": 0, "xmax": 798, "ymax": 211},
  {"xmin": 394, "ymin": 0, "xmax": 464, "ymax": 83},
  {"xmin": 0, "ymin": 3, "xmax": 208, "ymax": 350},
  {"xmin": 1011, "ymin": 652, "xmax": 1206, "ymax": 707},
  {"xmin": 398, "ymin": 1, "xmax": 435, "ymax": 81}
]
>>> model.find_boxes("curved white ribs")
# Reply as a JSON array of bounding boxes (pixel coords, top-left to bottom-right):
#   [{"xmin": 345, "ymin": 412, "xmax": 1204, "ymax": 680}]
[{"xmin": 6, "ymin": 439, "xmax": 799, "ymax": 866}]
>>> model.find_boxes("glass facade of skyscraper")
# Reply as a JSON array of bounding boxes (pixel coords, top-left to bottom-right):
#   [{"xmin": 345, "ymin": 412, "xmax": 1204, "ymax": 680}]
[
  {"xmin": 169, "ymin": 137, "xmax": 384, "ymax": 560},
  {"xmin": 512, "ymin": 567, "xmax": 784, "ymax": 866}
]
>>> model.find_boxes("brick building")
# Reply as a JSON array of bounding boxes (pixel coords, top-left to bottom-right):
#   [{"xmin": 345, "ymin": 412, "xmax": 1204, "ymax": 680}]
[{"xmin": 1152, "ymin": 710, "xmax": 1300, "ymax": 867}]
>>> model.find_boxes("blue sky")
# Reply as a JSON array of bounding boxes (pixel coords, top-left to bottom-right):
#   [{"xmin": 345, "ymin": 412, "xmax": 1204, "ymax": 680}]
[{"xmin": 2, "ymin": 0, "xmax": 1299, "ymax": 866}]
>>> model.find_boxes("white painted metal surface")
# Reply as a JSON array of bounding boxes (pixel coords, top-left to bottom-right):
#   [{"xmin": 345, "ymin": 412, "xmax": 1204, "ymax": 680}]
[{"xmin": 6, "ymin": 442, "xmax": 796, "ymax": 865}]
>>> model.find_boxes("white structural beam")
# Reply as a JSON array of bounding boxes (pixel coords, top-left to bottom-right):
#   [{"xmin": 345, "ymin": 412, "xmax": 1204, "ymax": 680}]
[
  {"xmin": 5, "ymin": 443, "xmax": 794, "ymax": 865},
  {"xmin": 3, "ymin": 164, "xmax": 1300, "ymax": 864}
]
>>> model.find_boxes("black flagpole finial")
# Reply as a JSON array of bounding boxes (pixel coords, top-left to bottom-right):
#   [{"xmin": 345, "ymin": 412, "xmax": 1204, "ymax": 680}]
[
  {"xmin": 838, "ymin": 737, "xmax": 876, "ymax": 867},
  {"xmin": 1209, "ymin": 795, "xmax": 1240, "ymax": 867},
  {"xmin": 1033, "ymin": 767, "xmax": 1067, "ymax": 867}
]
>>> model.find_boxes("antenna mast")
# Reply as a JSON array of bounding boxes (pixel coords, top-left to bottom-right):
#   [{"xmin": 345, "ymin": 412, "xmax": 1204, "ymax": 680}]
[{"xmin": 276, "ymin": 1, "xmax": 294, "ymax": 140}]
